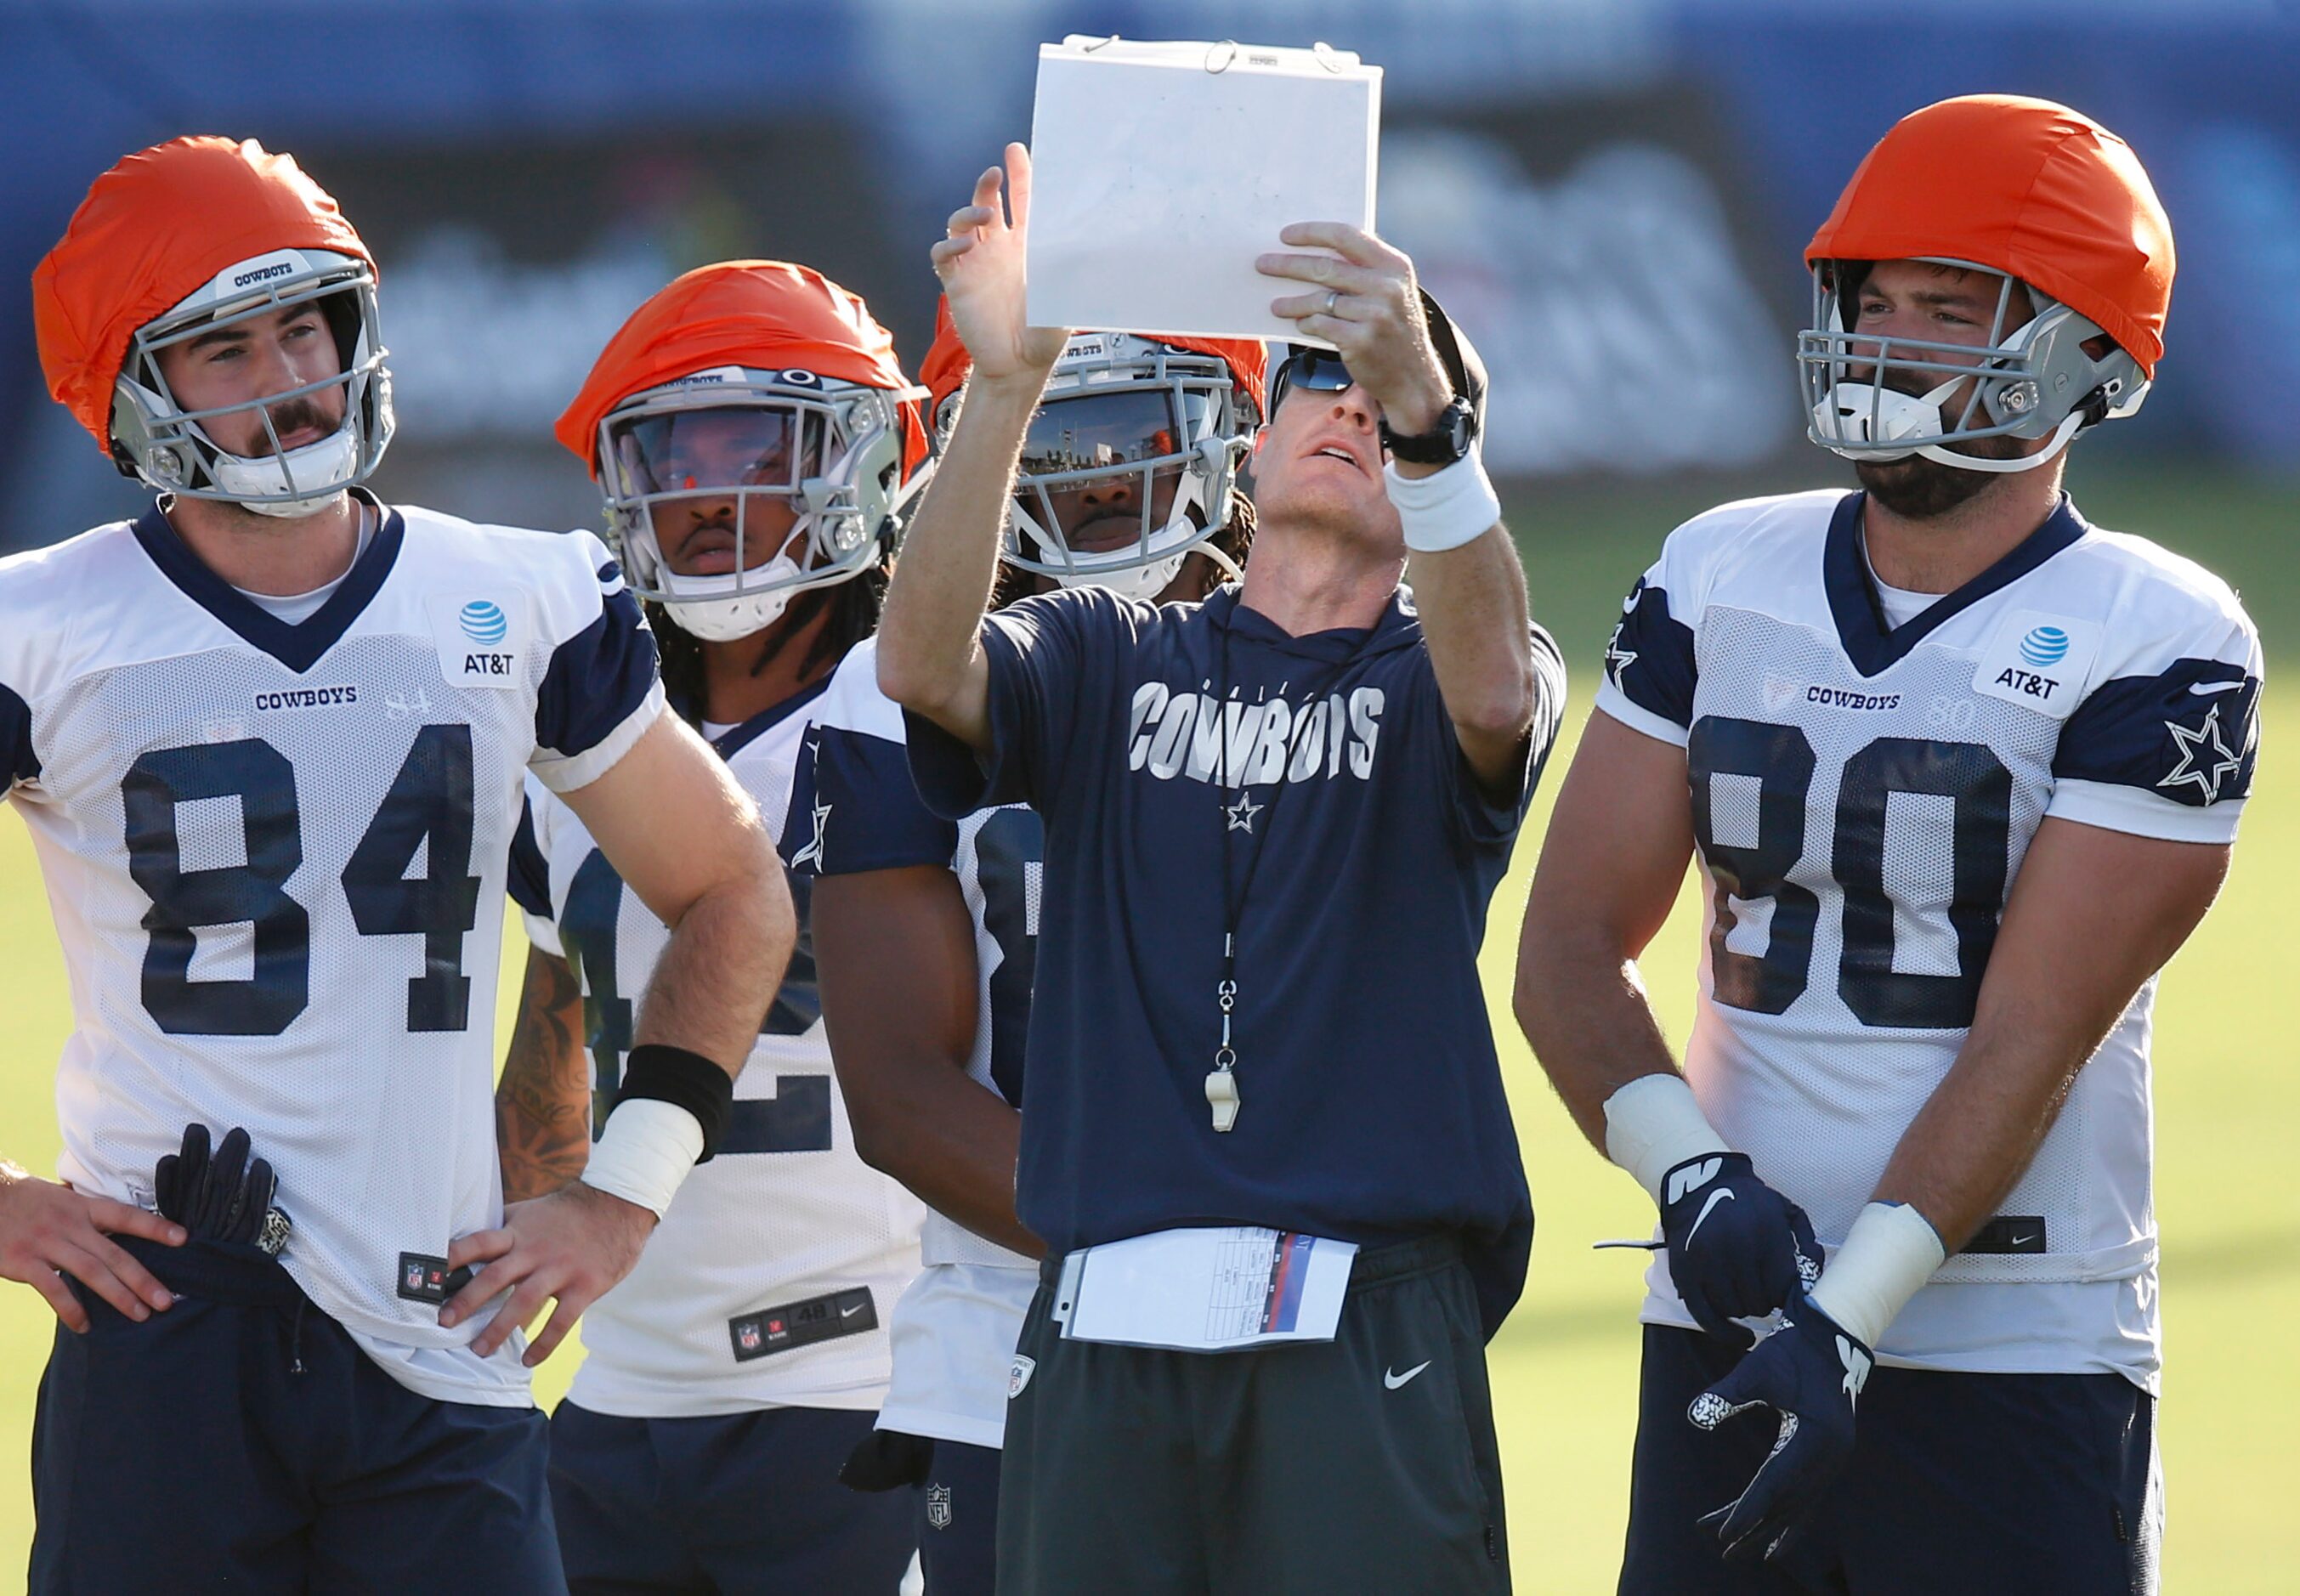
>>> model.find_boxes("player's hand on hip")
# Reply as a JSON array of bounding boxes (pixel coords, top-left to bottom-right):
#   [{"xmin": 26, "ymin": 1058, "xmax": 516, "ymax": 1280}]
[
  {"xmin": 1258, "ymin": 224, "xmax": 1453, "ymax": 434},
  {"xmin": 439, "ymin": 1180, "xmax": 656, "ymax": 1366},
  {"xmin": 1687, "ymin": 1295, "xmax": 1873, "ymax": 1565},
  {"xmin": 932, "ymin": 142, "xmax": 1067, "ymax": 384},
  {"xmin": 0, "ymin": 1160, "xmax": 184, "ymax": 1333},
  {"xmin": 1659, "ymin": 1152, "xmax": 1824, "ymax": 1347}
]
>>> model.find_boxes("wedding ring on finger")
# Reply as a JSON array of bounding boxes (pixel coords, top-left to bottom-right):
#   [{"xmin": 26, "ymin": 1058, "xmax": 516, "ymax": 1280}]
[{"xmin": 1324, "ymin": 288, "xmax": 1340, "ymax": 315}]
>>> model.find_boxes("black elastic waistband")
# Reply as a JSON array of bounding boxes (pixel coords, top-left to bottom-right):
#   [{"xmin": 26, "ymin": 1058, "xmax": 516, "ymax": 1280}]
[
  {"xmin": 1041, "ymin": 1230, "xmax": 1464, "ymax": 1292},
  {"xmin": 1345, "ymin": 1231, "xmax": 1463, "ymax": 1290},
  {"xmin": 118, "ymin": 1235, "xmax": 307, "ymax": 1309}
]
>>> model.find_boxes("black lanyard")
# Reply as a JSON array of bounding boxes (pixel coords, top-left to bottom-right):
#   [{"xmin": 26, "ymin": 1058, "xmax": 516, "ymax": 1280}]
[{"xmin": 1206, "ymin": 596, "xmax": 1364, "ymax": 1133}]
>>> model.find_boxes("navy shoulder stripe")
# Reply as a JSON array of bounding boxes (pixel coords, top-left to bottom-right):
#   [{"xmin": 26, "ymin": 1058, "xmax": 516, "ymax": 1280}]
[
  {"xmin": 3, "ymin": 681, "xmax": 37, "ymax": 784},
  {"xmin": 2055, "ymin": 658, "xmax": 2260, "ymax": 809},
  {"xmin": 536, "ymin": 584, "xmax": 660, "ymax": 758},
  {"xmin": 507, "ymin": 795, "xmax": 552, "ymax": 917},
  {"xmin": 1605, "ymin": 576, "xmax": 1697, "ymax": 729}
]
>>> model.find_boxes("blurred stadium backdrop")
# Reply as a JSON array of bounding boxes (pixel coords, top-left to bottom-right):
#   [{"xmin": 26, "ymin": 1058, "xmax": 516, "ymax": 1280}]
[{"xmin": 1, "ymin": 1, "xmax": 2292, "ymax": 1587}]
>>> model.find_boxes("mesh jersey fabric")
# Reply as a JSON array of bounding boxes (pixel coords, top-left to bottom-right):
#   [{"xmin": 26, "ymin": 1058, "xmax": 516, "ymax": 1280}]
[
  {"xmin": 0, "ymin": 497, "xmax": 664, "ymax": 1406},
  {"xmin": 517, "ymin": 665, "xmax": 924, "ymax": 1418}
]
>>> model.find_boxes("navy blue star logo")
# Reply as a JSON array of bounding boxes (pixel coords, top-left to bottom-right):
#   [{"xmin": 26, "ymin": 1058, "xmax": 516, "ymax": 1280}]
[{"xmin": 1225, "ymin": 791, "xmax": 1263, "ymax": 833}]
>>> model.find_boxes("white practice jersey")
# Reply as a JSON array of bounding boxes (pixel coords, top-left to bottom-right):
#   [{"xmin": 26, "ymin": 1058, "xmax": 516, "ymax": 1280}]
[
  {"xmin": 1596, "ymin": 489, "xmax": 2263, "ymax": 1389},
  {"xmin": 786, "ymin": 636, "xmax": 1039, "ymax": 1447},
  {"xmin": 514, "ymin": 671, "xmax": 924, "ymax": 1418},
  {"xmin": 0, "ymin": 495, "xmax": 665, "ymax": 1406}
]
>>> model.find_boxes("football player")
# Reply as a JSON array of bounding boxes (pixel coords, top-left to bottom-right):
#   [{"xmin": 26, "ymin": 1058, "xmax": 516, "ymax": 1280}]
[
  {"xmin": 496, "ymin": 260, "xmax": 933, "ymax": 1593},
  {"xmin": 799, "ymin": 297, "xmax": 1262, "ymax": 1594},
  {"xmin": 6, "ymin": 138, "xmax": 792, "ymax": 1591},
  {"xmin": 1515, "ymin": 96, "xmax": 2262, "ymax": 1593}
]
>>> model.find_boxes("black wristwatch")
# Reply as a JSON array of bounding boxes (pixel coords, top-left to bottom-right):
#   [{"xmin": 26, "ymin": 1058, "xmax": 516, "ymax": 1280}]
[{"xmin": 1378, "ymin": 393, "xmax": 1477, "ymax": 466}]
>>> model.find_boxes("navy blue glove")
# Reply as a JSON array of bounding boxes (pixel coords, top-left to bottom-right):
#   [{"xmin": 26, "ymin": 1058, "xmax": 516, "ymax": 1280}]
[
  {"xmin": 153, "ymin": 1123, "xmax": 277, "ymax": 1247},
  {"xmin": 1659, "ymin": 1152, "xmax": 1822, "ymax": 1347},
  {"xmin": 1687, "ymin": 1294, "xmax": 1873, "ymax": 1564}
]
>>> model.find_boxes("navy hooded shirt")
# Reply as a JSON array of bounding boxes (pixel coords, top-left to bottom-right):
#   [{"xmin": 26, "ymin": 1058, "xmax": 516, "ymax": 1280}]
[{"xmin": 905, "ymin": 582, "xmax": 1566, "ymax": 1336}]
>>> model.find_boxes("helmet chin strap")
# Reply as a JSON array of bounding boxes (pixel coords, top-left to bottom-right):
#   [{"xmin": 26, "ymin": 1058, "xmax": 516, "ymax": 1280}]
[
  {"xmin": 1816, "ymin": 381, "xmax": 2083, "ymax": 476},
  {"xmin": 1051, "ymin": 549, "xmax": 1187, "ymax": 603},
  {"xmin": 657, "ymin": 553, "xmax": 804, "ymax": 642},
  {"xmin": 1912, "ymin": 409, "xmax": 2086, "ymax": 474},
  {"xmin": 202, "ymin": 420, "xmax": 362, "ymax": 518}
]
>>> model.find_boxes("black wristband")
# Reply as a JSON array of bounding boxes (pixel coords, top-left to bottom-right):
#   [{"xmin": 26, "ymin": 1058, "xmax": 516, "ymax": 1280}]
[{"xmin": 618, "ymin": 1044, "xmax": 737, "ymax": 1163}]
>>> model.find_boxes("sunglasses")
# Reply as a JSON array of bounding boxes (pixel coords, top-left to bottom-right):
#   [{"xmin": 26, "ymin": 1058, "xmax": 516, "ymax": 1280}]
[{"xmin": 1267, "ymin": 348, "xmax": 1357, "ymax": 415}]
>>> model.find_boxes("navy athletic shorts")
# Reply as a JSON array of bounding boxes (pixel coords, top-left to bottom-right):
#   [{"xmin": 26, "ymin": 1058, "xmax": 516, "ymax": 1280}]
[
  {"xmin": 30, "ymin": 1235, "xmax": 561, "ymax": 1594},
  {"xmin": 1621, "ymin": 1323, "xmax": 2160, "ymax": 1595},
  {"xmin": 549, "ymin": 1400, "xmax": 917, "ymax": 1593}
]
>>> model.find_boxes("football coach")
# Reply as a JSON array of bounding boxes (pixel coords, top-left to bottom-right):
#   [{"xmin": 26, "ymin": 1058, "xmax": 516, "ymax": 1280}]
[{"xmin": 878, "ymin": 143, "xmax": 1566, "ymax": 1594}]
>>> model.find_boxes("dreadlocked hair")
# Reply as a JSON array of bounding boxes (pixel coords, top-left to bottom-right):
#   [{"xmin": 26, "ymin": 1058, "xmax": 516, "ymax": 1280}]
[
  {"xmin": 646, "ymin": 563, "xmax": 888, "ymax": 724},
  {"xmin": 987, "ymin": 492, "xmax": 1258, "ymax": 608}
]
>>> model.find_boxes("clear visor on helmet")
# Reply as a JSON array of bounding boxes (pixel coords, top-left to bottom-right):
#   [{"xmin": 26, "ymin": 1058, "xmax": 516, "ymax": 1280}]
[
  {"xmin": 613, "ymin": 405, "xmax": 823, "ymax": 501},
  {"xmin": 1007, "ymin": 379, "xmax": 1227, "ymax": 581}
]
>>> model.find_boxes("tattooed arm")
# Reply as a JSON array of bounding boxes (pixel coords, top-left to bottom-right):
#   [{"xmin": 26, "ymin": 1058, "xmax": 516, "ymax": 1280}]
[{"xmin": 496, "ymin": 945, "xmax": 592, "ymax": 1202}]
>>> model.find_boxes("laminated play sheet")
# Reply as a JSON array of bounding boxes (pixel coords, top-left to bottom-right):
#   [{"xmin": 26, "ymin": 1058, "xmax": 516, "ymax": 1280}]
[
  {"xmin": 1025, "ymin": 36, "xmax": 1381, "ymax": 345},
  {"xmin": 1051, "ymin": 1226, "xmax": 1358, "ymax": 1351}
]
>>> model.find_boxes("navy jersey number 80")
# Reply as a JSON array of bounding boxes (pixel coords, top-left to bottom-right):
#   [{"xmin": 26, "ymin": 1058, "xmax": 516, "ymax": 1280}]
[{"xmin": 1690, "ymin": 717, "xmax": 2011, "ymax": 1031}]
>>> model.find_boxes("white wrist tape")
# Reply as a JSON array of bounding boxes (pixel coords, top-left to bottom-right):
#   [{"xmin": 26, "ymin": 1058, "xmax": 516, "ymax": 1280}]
[
  {"xmin": 1808, "ymin": 1201, "xmax": 1946, "ymax": 1346},
  {"xmin": 1384, "ymin": 450, "xmax": 1503, "ymax": 553},
  {"xmin": 1603, "ymin": 1073, "xmax": 1730, "ymax": 1203},
  {"xmin": 579, "ymin": 1097, "xmax": 704, "ymax": 1220}
]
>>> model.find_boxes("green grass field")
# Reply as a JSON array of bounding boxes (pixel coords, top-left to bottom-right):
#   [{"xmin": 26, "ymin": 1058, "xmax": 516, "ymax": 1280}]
[{"xmin": 1, "ymin": 467, "xmax": 2292, "ymax": 1588}]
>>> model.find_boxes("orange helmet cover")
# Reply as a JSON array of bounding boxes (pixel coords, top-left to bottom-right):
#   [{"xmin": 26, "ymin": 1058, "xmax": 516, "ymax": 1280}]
[
  {"xmin": 1806, "ymin": 95, "xmax": 2174, "ymax": 376},
  {"xmin": 33, "ymin": 136, "xmax": 373, "ymax": 451},
  {"xmin": 919, "ymin": 296, "xmax": 1269, "ymax": 428},
  {"xmin": 557, "ymin": 261, "xmax": 928, "ymax": 481}
]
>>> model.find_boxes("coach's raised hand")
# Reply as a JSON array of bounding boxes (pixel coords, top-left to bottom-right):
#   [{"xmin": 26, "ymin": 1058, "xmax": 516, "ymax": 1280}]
[
  {"xmin": 881, "ymin": 144, "xmax": 1070, "ymax": 749},
  {"xmin": 0, "ymin": 1158, "xmax": 183, "ymax": 1333},
  {"xmin": 1259, "ymin": 224, "xmax": 1453, "ymax": 445},
  {"xmin": 931, "ymin": 142, "xmax": 1068, "ymax": 384}
]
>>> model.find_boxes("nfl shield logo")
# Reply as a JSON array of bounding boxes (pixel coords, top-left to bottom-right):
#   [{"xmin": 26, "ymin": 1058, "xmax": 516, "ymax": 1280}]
[
  {"xmin": 404, "ymin": 1263, "xmax": 425, "ymax": 1293},
  {"xmin": 926, "ymin": 1484, "xmax": 954, "ymax": 1531},
  {"xmin": 738, "ymin": 1322, "xmax": 762, "ymax": 1352}
]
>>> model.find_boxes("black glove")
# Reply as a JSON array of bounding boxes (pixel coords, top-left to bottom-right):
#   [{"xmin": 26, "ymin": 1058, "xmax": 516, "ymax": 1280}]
[
  {"xmin": 839, "ymin": 1426, "xmax": 935, "ymax": 1493},
  {"xmin": 153, "ymin": 1123, "xmax": 277, "ymax": 1246},
  {"xmin": 1659, "ymin": 1152, "xmax": 1823, "ymax": 1347},
  {"xmin": 1688, "ymin": 1294, "xmax": 1874, "ymax": 1564}
]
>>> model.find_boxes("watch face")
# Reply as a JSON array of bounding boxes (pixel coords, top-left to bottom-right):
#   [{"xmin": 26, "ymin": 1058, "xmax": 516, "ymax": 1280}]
[{"xmin": 1445, "ymin": 403, "xmax": 1472, "ymax": 456}]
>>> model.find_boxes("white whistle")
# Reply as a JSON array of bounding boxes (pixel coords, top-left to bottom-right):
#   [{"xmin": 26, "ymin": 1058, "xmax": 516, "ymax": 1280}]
[{"xmin": 1204, "ymin": 1069, "xmax": 1240, "ymax": 1133}]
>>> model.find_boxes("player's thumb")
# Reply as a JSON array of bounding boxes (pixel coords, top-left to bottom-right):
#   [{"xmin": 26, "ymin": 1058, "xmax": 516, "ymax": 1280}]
[{"xmin": 1687, "ymin": 1349, "xmax": 1778, "ymax": 1434}]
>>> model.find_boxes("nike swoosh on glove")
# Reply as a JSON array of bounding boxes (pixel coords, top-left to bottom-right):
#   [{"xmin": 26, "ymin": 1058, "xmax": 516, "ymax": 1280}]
[
  {"xmin": 1686, "ymin": 1295, "xmax": 1873, "ymax": 1564},
  {"xmin": 1659, "ymin": 1152, "xmax": 1823, "ymax": 1347}
]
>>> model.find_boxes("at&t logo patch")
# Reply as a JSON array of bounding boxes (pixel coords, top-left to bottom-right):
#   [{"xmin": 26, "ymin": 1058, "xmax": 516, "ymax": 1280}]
[
  {"xmin": 427, "ymin": 594, "xmax": 526, "ymax": 691},
  {"xmin": 1972, "ymin": 609, "xmax": 2100, "ymax": 722}
]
